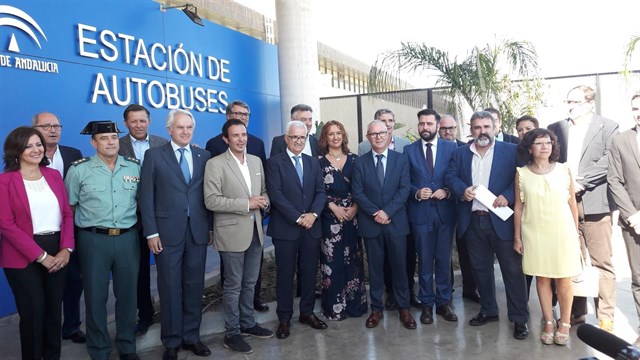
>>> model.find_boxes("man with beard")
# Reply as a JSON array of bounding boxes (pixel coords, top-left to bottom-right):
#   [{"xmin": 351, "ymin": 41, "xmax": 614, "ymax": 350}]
[
  {"xmin": 405, "ymin": 109, "xmax": 458, "ymax": 325},
  {"xmin": 446, "ymin": 111, "xmax": 529, "ymax": 340}
]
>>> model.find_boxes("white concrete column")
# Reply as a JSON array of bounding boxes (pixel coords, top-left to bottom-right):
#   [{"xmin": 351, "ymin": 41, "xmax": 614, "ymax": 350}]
[{"xmin": 275, "ymin": 0, "xmax": 320, "ymax": 133}]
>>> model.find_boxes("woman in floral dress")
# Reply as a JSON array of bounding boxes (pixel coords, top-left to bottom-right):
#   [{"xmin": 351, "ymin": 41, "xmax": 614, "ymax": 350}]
[{"xmin": 317, "ymin": 120, "xmax": 367, "ymax": 320}]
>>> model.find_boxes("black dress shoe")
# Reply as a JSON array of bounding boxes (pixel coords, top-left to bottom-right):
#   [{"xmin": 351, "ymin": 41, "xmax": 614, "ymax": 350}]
[
  {"xmin": 162, "ymin": 347, "xmax": 178, "ymax": 360},
  {"xmin": 384, "ymin": 295, "xmax": 397, "ymax": 311},
  {"xmin": 253, "ymin": 301, "xmax": 269, "ymax": 312},
  {"xmin": 119, "ymin": 353, "xmax": 140, "ymax": 360},
  {"xmin": 134, "ymin": 321, "xmax": 151, "ymax": 335},
  {"xmin": 62, "ymin": 330, "xmax": 87, "ymax": 344},
  {"xmin": 276, "ymin": 321, "xmax": 291, "ymax": 339},
  {"xmin": 420, "ymin": 306, "xmax": 433, "ymax": 324},
  {"xmin": 182, "ymin": 342, "xmax": 211, "ymax": 357},
  {"xmin": 513, "ymin": 322, "xmax": 529, "ymax": 340},
  {"xmin": 436, "ymin": 303, "xmax": 458, "ymax": 322},
  {"xmin": 462, "ymin": 290, "xmax": 481, "ymax": 303},
  {"xmin": 410, "ymin": 294, "xmax": 422, "ymax": 308},
  {"xmin": 469, "ymin": 313, "xmax": 499, "ymax": 326},
  {"xmin": 299, "ymin": 314, "xmax": 328, "ymax": 330}
]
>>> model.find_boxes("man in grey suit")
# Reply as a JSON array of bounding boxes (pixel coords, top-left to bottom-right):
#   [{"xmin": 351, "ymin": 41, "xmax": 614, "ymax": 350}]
[
  {"xmin": 607, "ymin": 93, "xmax": 640, "ymax": 346},
  {"xmin": 547, "ymin": 85, "xmax": 619, "ymax": 331},
  {"xmin": 357, "ymin": 108, "xmax": 410, "ymax": 155},
  {"xmin": 118, "ymin": 104, "xmax": 169, "ymax": 335},
  {"xmin": 139, "ymin": 109, "xmax": 212, "ymax": 360},
  {"xmin": 204, "ymin": 119, "xmax": 273, "ymax": 354}
]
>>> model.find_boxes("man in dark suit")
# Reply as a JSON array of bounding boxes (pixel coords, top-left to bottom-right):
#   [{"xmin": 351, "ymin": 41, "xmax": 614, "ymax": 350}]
[
  {"xmin": 446, "ymin": 111, "xmax": 529, "ymax": 340},
  {"xmin": 266, "ymin": 120, "xmax": 327, "ymax": 340},
  {"xmin": 484, "ymin": 108, "xmax": 520, "ymax": 144},
  {"xmin": 548, "ymin": 85, "xmax": 619, "ymax": 331},
  {"xmin": 269, "ymin": 104, "xmax": 319, "ymax": 158},
  {"xmin": 32, "ymin": 112, "xmax": 86, "ymax": 344},
  {"xmin": 406, "ymin": 109, "xmax": 458, "ymax": 325},
  {"xmin": 438, "ymin": 114, "xmax": 479, "ymax": 303},
  {"xmin": 139, "ymin": 109, "xmax": 212, "ymax": 359},
  {"xmin": 118, "ymin": 104, "xmax": 169, "ymax": 335},
  {"xmin": 204, "ymin": 100, "xmax": 269, "ymax": 312},
  {"xmin": 352, "ymin": 120, "xmax": 417, "ymax": 330},
  {"xmin": 608, "ymin": 93, "xmax": 640, "ymax": 346}
]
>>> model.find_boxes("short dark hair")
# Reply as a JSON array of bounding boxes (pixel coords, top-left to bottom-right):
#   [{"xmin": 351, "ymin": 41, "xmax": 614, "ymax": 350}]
[
  {"xmin": 225, "ymin": 100, "xmax": 250, "ymax": 114},
  {"xmin": 417, "ymin": 108, "xmax": 440, "ymax": 122},
  {"xmin": 517, "ymin": 128, "xmax": 560, "ymax": 164},
  {"xmin": 374, "ymin": 108, "xmax": 394, "ymax": 120},
  {"xmin": 515, "ymin": 115, "xmax": 539, "ymax": 129},
  {"xmin": 222, "ymin": 119, "xmax": 246, "ymax": 139},
  {"xmin": 290, "ymin": 104, "xmax": 312, "ymax": 117},
  {"xmin": 484, "ymin": 107, "xmax": 500, "ymax": 119},
  {"xmin": 4, "ymin": 126, "xmax": 49, "ymax": 171},
  {"xmin": 631, "ymin": 93, "xmax": 640, "ymax": 102},
  {"xmin": 568, "ymin": 85, "xmax": 596, "ymax": 102},
  {"xmin": 317, "ymin": 120, "xmax": 350, "ymax": 156},
  {"xmin": 123, "ymin": 104, "xmax": 150, "ymax": 121}
]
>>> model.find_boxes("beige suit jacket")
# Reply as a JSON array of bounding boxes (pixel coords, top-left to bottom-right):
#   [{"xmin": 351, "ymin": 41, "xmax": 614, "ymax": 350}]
[
  {"xmin": 204, "ymin": 150, "xmax": 268, "ymax": 252},
  {"xmin": 607, "ymin": 126, "xmax": 640, "ymax": 224}
]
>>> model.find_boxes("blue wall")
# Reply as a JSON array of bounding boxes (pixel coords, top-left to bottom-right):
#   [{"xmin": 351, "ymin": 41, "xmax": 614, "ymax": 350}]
[{"xmin": 0, "ymin": 0, "xmax": 281, "ymax": 317}]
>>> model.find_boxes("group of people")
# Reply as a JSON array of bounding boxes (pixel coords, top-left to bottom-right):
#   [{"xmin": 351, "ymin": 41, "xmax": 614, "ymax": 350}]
[{"xmin": 1, "ymin": 84, "xmax": 639, "ymax": 360}]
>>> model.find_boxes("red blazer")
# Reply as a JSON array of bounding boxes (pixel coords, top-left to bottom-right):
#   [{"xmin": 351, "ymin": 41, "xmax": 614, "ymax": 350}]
[{"xmin": 0, "ymin": 167, "xmax": 74, "ymax": 268}]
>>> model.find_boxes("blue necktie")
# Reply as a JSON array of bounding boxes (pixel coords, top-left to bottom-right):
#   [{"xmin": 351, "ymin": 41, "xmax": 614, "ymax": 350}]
[
  {"xmin": 293, "ymin": 155, "xmax": 303, "ymax": 184},
  {"xmin": 178, "ymin": 148, "xmax": 191, "ymax": 183},
  {"xmin": 376, "ymin": 154, "xmax": 384, "ymax": 186}
]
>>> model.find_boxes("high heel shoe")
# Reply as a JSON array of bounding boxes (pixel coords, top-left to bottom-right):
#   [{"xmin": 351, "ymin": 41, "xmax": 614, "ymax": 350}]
[
  {"xmin": 554, "ymin": 322, "xmax": 571, "ymax": 346},
  {"xmin": 540, "ymin": 319, "xmax": 555, "ymax": 345}
]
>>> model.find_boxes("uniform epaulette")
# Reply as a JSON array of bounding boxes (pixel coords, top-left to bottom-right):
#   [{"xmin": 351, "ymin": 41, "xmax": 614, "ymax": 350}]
[
  {"xmin": 124, "ymin": 156, "xmax": 140, "ymax": 164},
  {"xmin": 71, "ymin": 157, "xmax": 90, "ymax": 166}
]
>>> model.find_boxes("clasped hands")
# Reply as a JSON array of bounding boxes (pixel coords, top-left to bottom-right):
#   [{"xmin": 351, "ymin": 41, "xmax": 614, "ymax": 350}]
[
  {"xmin": 329, "ymin": 204, "xmax": 357, "ymax": 223},
  {"xmin": 416, "ymin": 187, "xmax": 447, "ymax": 201},
  {"xmin": 249, "ymin": 195, "xmax": 269, "ymax": 210},
  {"xmin": 40, "ymin": 249, "xmax": 70, "ymax": 273},
  {"xmin": 463, "ymin": 186, "xmax": 508, "ymax": 208}
]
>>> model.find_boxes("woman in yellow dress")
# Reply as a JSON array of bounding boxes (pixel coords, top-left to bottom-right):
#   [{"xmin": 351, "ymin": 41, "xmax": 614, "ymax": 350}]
[{"xmin": 513, "ymin": 128, "xmax": 581, "ymax": 346}]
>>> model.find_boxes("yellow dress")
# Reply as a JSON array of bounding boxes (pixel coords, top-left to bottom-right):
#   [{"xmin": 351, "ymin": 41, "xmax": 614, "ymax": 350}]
[{"xmin": 518, "ymin": 163, "xmax": 582, "ymax": 278}]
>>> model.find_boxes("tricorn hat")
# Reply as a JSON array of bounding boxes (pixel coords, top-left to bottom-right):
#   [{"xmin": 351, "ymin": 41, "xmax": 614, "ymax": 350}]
[{"xmin": 80, "ymin": 121, "xmax": 123, "ymax": 135}]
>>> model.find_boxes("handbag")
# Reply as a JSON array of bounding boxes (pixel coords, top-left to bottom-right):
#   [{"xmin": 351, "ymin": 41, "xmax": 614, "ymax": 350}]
[{"xmin": 571, "ymin": 250, "xmax": 600, "ymax": 298}]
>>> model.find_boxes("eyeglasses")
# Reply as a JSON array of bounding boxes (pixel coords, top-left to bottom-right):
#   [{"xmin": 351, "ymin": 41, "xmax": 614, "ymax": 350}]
[
  {"xmin": 532, "ymin": 141, "xmax": 554, "ymax": 147},
  {"xmin": 564, "ymin": 100, "xmax": 585, "ymax": 105},
  {"xmin": 367, "ymin": 131, "xmax": 389, "ymax": 139},
  {"xmin": 286, "ymin": 135, "xmax": 307, "ymax": 142},
  {"xmin": 439, "ymin": 126, "xmax": 457, "ymax": 133},
  {"xmin": 230, "ymin": 111, "xmax": 250, "ymax": 118},
  {"xmin": 34, "ymin": 124, "xmax": 63, "ymax": 131}
]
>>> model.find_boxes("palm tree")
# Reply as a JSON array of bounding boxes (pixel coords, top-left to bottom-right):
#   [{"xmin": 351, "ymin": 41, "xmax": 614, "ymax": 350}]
[
  {"xmin": 369, "ymin": 40, "xmax": 542, "ymax": 132},
  {"xmin": 623, "ymin": 34, "xmax": 639, "ymax": 74}
]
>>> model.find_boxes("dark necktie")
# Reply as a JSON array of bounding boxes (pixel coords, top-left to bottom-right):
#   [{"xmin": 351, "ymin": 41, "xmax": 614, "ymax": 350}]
[
  {"xmin": 178, "ymin": 148, "xmax": 191, "ymax": 183},
  {"xmin": 376, "ymin": 154, "xmax": 384, "ymax": 186},
  {"xmin": 426, "ymin": 143, "xmax": 434, "ymax": 175},
  {"xmin": 293, "ymin": 155, "xmax": 303, "ymax": 184}
]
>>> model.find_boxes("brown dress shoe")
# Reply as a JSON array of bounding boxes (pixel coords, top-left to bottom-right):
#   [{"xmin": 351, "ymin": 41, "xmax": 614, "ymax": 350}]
[
  {"xmin": 276, "ymin": 321, "xmax": 291, "ymax": 339},
  {"xmin": 299, "ymin": 314, "xmax": 328, "ymax": 330},
  {"xmin": 365, "ymin": 311, "xmax": 383, "ymax": 328},
  {"xmin": 420, "ymin": 306, "xmax": 433, "ymax": 324},
  {"xmin": 436, "ymin": 303, "xmax": 458, "ymax": 322},
  {"xmin": 399, "ymin": 309, "xmax": 417, "ymax": 330}
]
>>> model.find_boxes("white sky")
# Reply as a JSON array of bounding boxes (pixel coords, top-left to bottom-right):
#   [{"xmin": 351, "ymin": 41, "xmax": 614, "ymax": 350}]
[{"xmin": 236, "ymin": 0, "xmax": 640, "ymax": 86}]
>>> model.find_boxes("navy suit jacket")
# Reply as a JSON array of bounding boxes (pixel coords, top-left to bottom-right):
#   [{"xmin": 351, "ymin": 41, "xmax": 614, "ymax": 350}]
[
  {"xmin": 352, "ymin": 150, "xmax": 410, "ymax": 238},
  {"xmin": 139, "ymin": 143, "xmax": 212, "ymax": 245},
  {"xmin": 266, "ymin": 151, "xmax": 325, "ymax": 240},
  {"xmin": 269, "ymin": 134, "xmax": 318, "ymax": 158},
  {"xmin": 59, "ymin": 145, "xmax": 83, "ymax": 179},
  {"xmin": 445, "ymin": 141, "xmax": 518, "ymax": 241},
  {"xmin": 500, "ymin": 132, "xmax": 520, "ymax": 144},
  {"xmin": 205, "ymin": 133, "xmax": 267, "ymax": 166},
  {"xmin": 405, "ymin": 139, "xmax": 457, "ymax": 225}
]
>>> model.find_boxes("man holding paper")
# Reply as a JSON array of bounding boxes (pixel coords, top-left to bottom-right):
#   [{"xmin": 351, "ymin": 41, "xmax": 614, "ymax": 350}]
[{"xmin": 445, "ymin": 110, "xmax": 529, "ymax": 340}]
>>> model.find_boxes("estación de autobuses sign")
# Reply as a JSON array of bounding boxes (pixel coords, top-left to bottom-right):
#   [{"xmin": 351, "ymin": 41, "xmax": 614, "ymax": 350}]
[{"xmin": 0, "ymin": 0, "xmax": 281, "ymax": 317}]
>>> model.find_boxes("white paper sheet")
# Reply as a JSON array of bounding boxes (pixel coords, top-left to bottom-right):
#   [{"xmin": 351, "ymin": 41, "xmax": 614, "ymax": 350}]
[{"xmin": 474, "ymin": 185, "xmax": 514, "ymax": 221}]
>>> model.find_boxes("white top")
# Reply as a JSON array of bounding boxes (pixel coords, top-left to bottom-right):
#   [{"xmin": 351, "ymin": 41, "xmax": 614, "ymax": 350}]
[
  {"xmin": 24, "ymin": 177, "xmax": 61, "ymax": 234},
  {"xmin": 228, "ymin": 149, "xmax": 252, "ymax": 213},
  {"xmin": 469, "ymin": 142, "xmax": 495, "ymax": 212},
  {"xmin": 46, "ymin": 145, "xmax": 64, "ymax": 177}
]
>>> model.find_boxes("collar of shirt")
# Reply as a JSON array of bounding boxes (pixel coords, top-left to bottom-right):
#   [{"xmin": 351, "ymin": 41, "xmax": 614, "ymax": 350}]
[
  {"xmin": 286, "ymin": 148, "xmax": 303, "ymax": 169},
  {"xmin": 227, "ymin": 148, "xmax": 247, "ymax": 166},
  {"xmin": 372, "ymin": 148, "xmax": 389, "ymax": 160},
  {"xmin": 469, "ymin": 140, "xmax": 495, "ymax": 157},
  {"xmin": 130, "ymin": 133, "xmax": 149, "ymax": 143},
  {"xmin": 47, "ymin": 144, "xmax": 64, "ymax": 176},
  {"xmin": 171, "ymin": 141, "xmax": 191, "ymax": 155},
  {"xmin": 495, "ymin": 131, "xmax": 504, "ymax": 142}
]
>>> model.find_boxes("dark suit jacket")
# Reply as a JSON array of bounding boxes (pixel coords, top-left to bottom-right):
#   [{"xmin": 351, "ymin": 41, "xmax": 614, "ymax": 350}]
[
  {"xmin": 607, "ymin": 127, "xmax": 640, "ymax": 224},
  {"xmin": 205, "ymin": 133, "xmax": 266, "ymax": 166},
  {"xmin": 352, "ymin": 150, "xmax": 410, "ymax": 238},
  {"xmin": 445, "ymin": 141, "xmax": 518, "ymax": 241},
  {"xmin": 500, "ymin": 132, "xmax": 520, "ymax": 144},
  {"xmin": 269, "ymin": 134, "xmax": 318, "ymax": 158},
  {"xmin": 118, "ymin": 133, "xmax": 169, "ymax": 160},
  {"xmin": 59, "ymin": 145, "xmax": 83, "ymax": 179},
  {"xmin": 548, "ymin": 115, "xmax": 619, "ymax": 215},
  {"xmin": 405, "ymin": 139, "xmax": 457, "ymax": 225},
  {"xmin": 266, "ymin": 151, "xmax": 325, "ymax": 240},
  {"xmin": 139, "ymin": 143, "xmax": 212, "ymax": 245}
]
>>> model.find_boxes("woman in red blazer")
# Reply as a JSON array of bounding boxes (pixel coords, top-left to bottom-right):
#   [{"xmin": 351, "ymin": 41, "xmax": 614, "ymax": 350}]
[{"xmin": 0, "ymin": 126, "xmax": 74, "ymax": 359}]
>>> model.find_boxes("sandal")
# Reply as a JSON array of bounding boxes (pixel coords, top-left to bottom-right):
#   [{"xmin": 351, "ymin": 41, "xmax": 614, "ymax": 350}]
[
  {"xmin": 554, "ymin": 322, "xmax": 571, "ymax": 346},
  {"xmin": 540, "ymin": 319, "xmax": 555, "ymax": 345}
]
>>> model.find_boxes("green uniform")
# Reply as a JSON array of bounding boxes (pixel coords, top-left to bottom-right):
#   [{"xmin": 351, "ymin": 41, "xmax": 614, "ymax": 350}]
[{"xmin": 64, "ymin": 155, "xmax": 140, "ymax": 360}]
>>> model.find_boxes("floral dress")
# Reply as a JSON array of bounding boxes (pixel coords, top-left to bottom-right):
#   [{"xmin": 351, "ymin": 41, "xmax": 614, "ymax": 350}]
[{"xmin": 319, "ymin": 154, "xmax": 368, "ymax": 320}]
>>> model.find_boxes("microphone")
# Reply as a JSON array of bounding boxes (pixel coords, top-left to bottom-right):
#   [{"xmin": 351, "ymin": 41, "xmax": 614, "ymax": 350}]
[{"xmin": 577, "ymin": 324, "xmax": 640, "ymax": 360}]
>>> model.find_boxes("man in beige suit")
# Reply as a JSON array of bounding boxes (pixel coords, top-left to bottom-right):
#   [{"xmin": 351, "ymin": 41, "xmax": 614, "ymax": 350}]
[
  {"xmin": 607, "ymin": 93, "xmax": 640, "ymax": 346},
  {"xmin": 204, "ymin": 119, "xmax": 273, "ymax": 354}
]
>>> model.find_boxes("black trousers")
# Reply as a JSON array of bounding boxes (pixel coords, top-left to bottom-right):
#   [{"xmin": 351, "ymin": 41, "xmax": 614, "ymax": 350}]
[
  {"xmin": 4, "ymin": 232, "xmax": 67, "ymax": 360},
  {"xmin": 136, "ymin": 223, "xmax": 155, "ymax": 325}
]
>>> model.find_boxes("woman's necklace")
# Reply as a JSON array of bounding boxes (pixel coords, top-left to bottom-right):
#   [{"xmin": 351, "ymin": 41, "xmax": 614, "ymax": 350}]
[{"xmin": 329, "ymin": 152, "xmax": 343, "ymax": 161}]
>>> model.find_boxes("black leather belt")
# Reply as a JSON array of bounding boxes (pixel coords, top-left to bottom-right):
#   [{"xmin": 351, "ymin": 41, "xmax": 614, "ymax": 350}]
[
  {"xmin": 472, "ymin": 210, "xmax": 490, "ymax": 216},
  {"xmin": 82, "ymin": 227, "xmax": 131, "ymax": 236}
]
